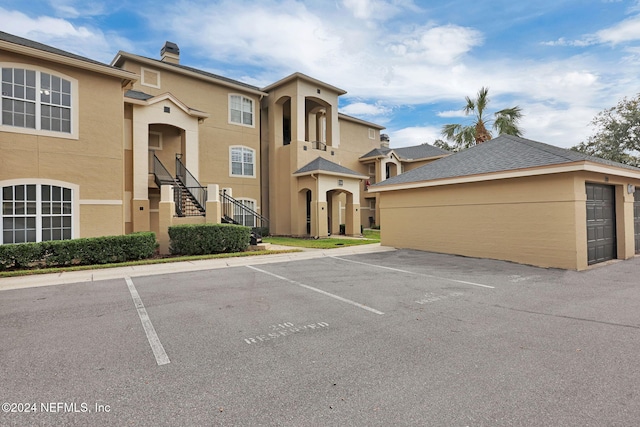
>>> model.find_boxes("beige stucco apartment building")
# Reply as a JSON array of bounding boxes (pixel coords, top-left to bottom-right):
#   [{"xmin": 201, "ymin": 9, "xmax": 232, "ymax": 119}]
[
  {"xmin": 3, "ymin": 32, "xmax": 429, "ymax": 249},
  {"xmin": 4, "ymin": 32, "xmax": 638, "ymax": 270}
]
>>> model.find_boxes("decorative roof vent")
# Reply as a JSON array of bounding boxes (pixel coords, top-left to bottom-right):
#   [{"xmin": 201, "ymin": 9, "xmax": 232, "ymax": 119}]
[
  {"xmin": 161, "ymin": 41, "xmax": 180, "ymax": 64},
  {"xmin": 380, "ymin": 133, "xmax": 390, "ymax": 148}
]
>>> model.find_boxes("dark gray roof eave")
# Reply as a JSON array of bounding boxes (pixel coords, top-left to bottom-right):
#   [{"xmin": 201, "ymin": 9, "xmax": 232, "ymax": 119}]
[{"xmin": 295, "ymin": 157, "xmax": 366, "ymax": 177}]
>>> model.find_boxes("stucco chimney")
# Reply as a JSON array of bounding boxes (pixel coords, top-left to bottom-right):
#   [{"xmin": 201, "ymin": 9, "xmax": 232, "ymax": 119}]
[
  {"xmin": 380, "ymin": 133, "xmax": 390, "ymax": 148},
  {"xmin": 161, "ymin": 41, "xmax": 180, "ymax": 64}
]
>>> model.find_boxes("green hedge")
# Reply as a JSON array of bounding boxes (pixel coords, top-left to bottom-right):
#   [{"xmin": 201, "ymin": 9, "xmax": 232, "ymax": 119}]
[
  {"xmin": 169, "ymin": 223, "xmax": 250, "ymax": 255},
  {"xmin": 0, "ymin": 232, "xmax": 157, "ymax": 271}
]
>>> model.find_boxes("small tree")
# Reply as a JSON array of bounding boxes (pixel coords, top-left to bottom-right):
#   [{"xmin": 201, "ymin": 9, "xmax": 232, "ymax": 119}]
[
  {"xmin": 572, "ymin": 94, "xmax": 640, "ymax": 167},
  {"xmin": 441, "ymin": 87, "xmax": 523, "ymax": 151}
]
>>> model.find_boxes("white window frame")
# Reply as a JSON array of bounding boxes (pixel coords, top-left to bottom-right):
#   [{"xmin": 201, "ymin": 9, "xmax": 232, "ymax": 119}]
[
  {"xmin": 1, "ymin": 63, "xmax": 79, "ymax": 139},
  {"xmin": 368, "ymin": 128, "xmax": 376, "ymax": 139},
  {"xmin": 1, "ymin": 179, "xmax": 79, "ymax": 245},
  {"xmin": 233, "ymin": 198, "xmax": 258, "ymax": 227},
  {"xmin": 228, "ymin": 94, "xmax": 254, "ymax": 127},
  {"xmin": 141, "ymin": 67, "xmax": 161, "ymax": 89},
  {"xmin": 229, "ymin": 146, "xmax": 256, "ymax": 178}
]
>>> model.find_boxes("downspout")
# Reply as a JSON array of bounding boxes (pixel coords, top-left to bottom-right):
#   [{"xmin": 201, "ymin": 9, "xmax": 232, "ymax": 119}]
[{"xmin": 311, "ymin": 173, "xmax": 319, "ymax": 238}]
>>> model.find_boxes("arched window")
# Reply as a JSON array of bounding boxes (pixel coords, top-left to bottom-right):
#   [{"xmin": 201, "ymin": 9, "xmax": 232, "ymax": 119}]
[{"xmin": 1, "ymin": 183, "xmax": 73, "ymax": 244}]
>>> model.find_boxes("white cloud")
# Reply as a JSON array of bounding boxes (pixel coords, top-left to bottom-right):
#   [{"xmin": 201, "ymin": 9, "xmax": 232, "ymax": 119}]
[
  {"xmin": 387, "ymin": 24, "xmax": 483, "ymax": 65},
  {"xmin": 518, "ymin": 103, "xmax": 599, "ymax": 148},
  {"xmin": 149, "ymin": 0, "xmax": 343, "ymax": 77},
  {"xmin": 341, "ymin": 0, "xmax": 407, "ymax": 21},
  {"xmin": 544, "ymin": 13, "xmax": 640, "ymax": 47},
  {"xmin": 2, "ymin": 0, "xmax": 638, "ymax": 151},
  {"xmin": 0, "ymin": 7, "xmax": 131, "ymax": 62},
  {"xmin": 0, "ymin": 7, "xmax": 92, "ymax": 39},
  {"xmin": 437, "ymin": 110, "xmax": 466, "ymax": 118},
  {"xmin": 595, "ymin": 14, "xmax": 640, "ymax": 44},
  {"xmin": 388, "ymin": 126, "xmax": 443, "ymax": 147},
  {"xmin": 340, "ymin": 102, "xmax": 391, "ymax": 117},
  {"xmin": 47, "ymin": 0, "xmax": 108, "ymax": 19},
  {"xmin": 541, "ymin": 37, "xmax": 595, "ymax": 47}
]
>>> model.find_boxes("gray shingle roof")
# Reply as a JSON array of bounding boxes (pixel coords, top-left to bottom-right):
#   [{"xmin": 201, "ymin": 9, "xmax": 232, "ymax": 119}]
[
  {"xmin": 294, "ymin": 157, "xmax": 366, "ymax": 177},
  {"xmin": 394, "ymin": 144, "xmax": 449, "ymax": 160},
  {"xmin": 360, "ymin": 147, "xmax": 391, "ymax": 159},
  {"xmin": 360, "ymin": 143, "xmax": 448, "ymax": 161},
  {"xmin": 1, "ymin": 31, "xmax": 120, "ymax": 70},
  {"xmin": 375, "ymin": 134, "xmax": 640, "ymax": 186},
  {"xmin": 124, "ymin": 90, "xmax": 154, "ymax": 101}
]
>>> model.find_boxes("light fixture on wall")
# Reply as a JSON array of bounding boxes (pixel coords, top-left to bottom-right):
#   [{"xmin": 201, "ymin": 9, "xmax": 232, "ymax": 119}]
[{"xmin": 628, "ymin": 184, "xmax": 636, "ymax": 194}]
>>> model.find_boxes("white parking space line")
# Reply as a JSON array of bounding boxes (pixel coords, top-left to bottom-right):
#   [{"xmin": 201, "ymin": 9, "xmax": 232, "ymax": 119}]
[
  {"xmin": 246, "ymin": 265, "xmax": 385, "ymax": 315},
  {"xmin": 125, "ymin": 277, "xmax": 171, "ymax": 366},
  {"xmin": 330, "ymin": 257, "xmax": 495, "ymax": 289}
]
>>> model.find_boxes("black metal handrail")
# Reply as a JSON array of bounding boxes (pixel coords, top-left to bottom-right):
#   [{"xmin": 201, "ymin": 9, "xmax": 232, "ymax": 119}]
[
  {"xmin": 152, "ymin": 154, "xmax": 175, "ymax": 187},
  {"xmin": 220, "ymin": 190, "xmax": 269, "ymax": 230},
  {"xmin": 175, "ymin": 155, "xmax": 207, "ymax": 211}
]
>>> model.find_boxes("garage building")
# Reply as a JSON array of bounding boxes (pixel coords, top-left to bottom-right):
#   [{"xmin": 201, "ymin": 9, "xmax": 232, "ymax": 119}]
[{"xmin": 371, "ymin": 135, "xmax": 640, "ymax": 270}]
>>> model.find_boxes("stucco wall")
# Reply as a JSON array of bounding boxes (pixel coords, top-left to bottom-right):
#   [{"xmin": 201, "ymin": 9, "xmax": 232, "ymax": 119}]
[
  {"xmin": 120, "ymin": 60, "xmax": 262, "ymax": 211},
  {"xmin": 0, "ymin": 51, "xmax": 125, "ymax": 239},
  {"xmin": 379, "ymin": 173, "xmax": 582, "ymax": 269}
]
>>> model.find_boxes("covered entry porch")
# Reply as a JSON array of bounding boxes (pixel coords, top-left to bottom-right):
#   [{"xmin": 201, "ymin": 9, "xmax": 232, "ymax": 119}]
[{"xmin": 292, "ymin": 157, "xmax": 368, "ymax": 238}]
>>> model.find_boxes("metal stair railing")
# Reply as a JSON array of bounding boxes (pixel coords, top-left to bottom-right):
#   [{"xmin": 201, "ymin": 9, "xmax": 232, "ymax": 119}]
[
  {"xmin": 220, "ymin": 190, "xmax": 269, "ymax": 230},
  {"xmin": 152, "ymin": 153, "xmax": 175, "ymax": 188},
  {"xmin": 152, "ymin": 154, "xmax": 184, "ymax": 217},
  {"xmin": 174, "ymin": 184, "xmax": 207, "ymax": 217},
  {"xmin": 175, "ymin": 155, "xmax": 207, "ymax": 213}
]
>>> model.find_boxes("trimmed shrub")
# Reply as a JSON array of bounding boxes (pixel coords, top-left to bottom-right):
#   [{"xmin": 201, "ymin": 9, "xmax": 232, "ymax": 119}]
[
  {"xmin": 169, "ymin": 223, "xmax": 250, "ymax": 255},
  {"xmin": 0, "ymin": 232, "xmax": 157, "ymax": 271}
]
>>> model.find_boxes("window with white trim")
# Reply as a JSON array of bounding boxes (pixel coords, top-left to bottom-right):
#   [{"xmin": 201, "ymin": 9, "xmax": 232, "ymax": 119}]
[
  {"xmin": 230, "ymin": 146, "xmax": 255, "ymax": 177},
  {"xmin": 1, "ymin": 184, "xmax": 72, "ymax": 244},
  {"xmin": 233, "ymin": 199, "xmax": 256, "ymax": 227},
  {"xmin": 368, "ymin": 128, "xmax": 375, "ymax": 139},
  {"xmin": 229, "ymin": 94, "xmax": 254, "ymax": 126},
  {"xmin": 1, "ymin": 67, "xmax": 72, "ymax": 133}
]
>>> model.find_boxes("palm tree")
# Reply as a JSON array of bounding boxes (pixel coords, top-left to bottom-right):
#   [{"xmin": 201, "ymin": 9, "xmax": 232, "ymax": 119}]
[{"xmin": 441, "ymin": 87, "xmax": 523, "ymax": 151}]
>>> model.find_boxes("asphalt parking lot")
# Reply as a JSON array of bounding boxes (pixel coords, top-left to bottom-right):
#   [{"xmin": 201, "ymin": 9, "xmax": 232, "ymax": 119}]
[{"xmin": 1, "ymin": 248, "xmax": 639, "ymax": 426}]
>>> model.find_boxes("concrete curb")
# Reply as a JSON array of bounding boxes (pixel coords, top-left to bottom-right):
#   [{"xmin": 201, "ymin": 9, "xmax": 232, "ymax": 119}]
[{"xmin": 0, "ymin": 243, "xmax": 396, "ymax": 292}]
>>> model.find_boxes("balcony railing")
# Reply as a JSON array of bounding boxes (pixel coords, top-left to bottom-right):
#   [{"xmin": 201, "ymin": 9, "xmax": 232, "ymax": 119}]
[{"xmin": 311, "ymin": 141, "xmax": 327, "ymax": 151}]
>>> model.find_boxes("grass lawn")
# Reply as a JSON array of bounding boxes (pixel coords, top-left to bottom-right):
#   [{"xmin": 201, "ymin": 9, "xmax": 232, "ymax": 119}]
[
  {"xmin": 264, "ymin": 230, "xmax": 380, "ymax": 249},
  {"xmin": 363, "ymin": 229, "xmax": 380, "ymax": 240}
]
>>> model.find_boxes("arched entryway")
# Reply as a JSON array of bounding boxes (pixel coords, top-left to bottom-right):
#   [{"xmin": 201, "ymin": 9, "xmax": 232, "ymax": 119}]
[{"xmin": 293, "ymin": 159, "xmax": 366, "ymax": 238}]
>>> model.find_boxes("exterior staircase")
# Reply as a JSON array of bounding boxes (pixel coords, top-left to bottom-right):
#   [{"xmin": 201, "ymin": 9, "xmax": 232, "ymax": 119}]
[{"xmin": 152, "ymin": 154, "xmax": 269, "ymax": 232}]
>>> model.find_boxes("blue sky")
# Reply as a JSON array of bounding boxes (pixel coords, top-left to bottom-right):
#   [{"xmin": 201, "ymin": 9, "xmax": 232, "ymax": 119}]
[{"xmin": 1, "ymin": 0, "xmax": 640, "ymax": 148}]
